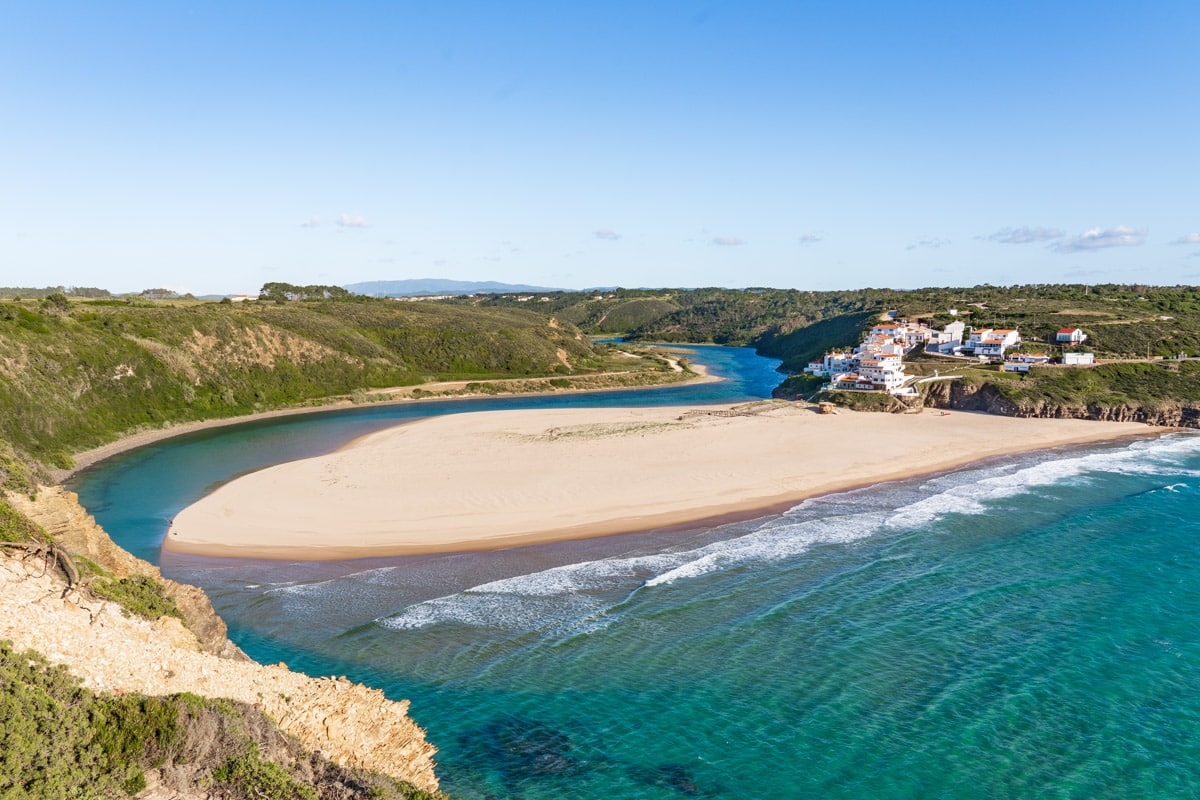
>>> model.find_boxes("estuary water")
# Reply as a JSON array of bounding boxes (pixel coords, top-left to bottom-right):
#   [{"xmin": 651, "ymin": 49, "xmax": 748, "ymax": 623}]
[{"xmin": 69, "ymin": 346, "xmax": 1200, "ymax": 799}]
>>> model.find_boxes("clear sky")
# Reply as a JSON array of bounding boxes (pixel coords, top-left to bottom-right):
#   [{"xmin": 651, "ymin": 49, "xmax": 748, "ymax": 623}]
[{"xmin": 2, "ymin": 1, "xmax": 1198, "ymax": 295}]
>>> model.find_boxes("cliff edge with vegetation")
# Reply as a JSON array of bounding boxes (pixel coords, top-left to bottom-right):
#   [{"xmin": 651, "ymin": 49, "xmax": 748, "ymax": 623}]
[{"xmin": 1, "ymin": 475, "xmax": 442, "ymax": 799}]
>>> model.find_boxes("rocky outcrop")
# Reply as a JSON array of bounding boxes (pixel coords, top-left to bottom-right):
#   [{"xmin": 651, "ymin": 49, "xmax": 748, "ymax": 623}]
[
  {"xmin": 1, "ymin": 488, "xmax": 441, "ymax": 793},
  {"xmin": 7, "ymin": 486, "xmax": 245, "ymax": 660},
  {"xmin": 921, "ymin": 380, "xmax": 1200, "ymax": 427}
]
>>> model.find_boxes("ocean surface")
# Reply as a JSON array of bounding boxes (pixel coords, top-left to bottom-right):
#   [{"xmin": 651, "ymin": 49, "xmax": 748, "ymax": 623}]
[{"xmin": 69, "ymin": 346, "xmax": 1200, "ymax": 799}]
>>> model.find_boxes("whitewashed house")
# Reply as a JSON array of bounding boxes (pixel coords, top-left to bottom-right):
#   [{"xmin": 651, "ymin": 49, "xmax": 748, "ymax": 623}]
[
  {"xmin": 1056, "ymin": 327, "xmax": 1088, "ymax": 344},
  {"xmin": 967, "ymin": 328, "xmax": 1021, "ymax": 357},
  {"xmin": 1063, "ymin": 352, "xmax": 1096, "ymax": 365},
  {"xmin": 924, "ymin": 320, "xmax": 966, "ymax": 354},
  {"xmin": 857, "ymin": 356, "xmax": 907, "ymax": 391},
  {"xmin": 805, "ymin": 350, "xmax": 859, "ymax": 376},
  {"xmin": 1003, "ymin": 353, "xmax": 1051, "ymax": 373},
  {"xmin": 831, "ymin": 373, "xmax": 876, "ymax": 391}
]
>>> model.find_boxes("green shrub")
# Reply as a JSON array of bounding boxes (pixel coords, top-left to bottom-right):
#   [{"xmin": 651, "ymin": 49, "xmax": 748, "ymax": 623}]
[
  {"xmin": 0, "ymin": 641, "xmax": 178, "ymax": 798},
  {"xmin": 0, "ymin": 442, "xmax": 38, "ymax": 497},
  {"xmin": 0, "ymin": 499, "xmax": 48, "ymax": 544},
  {"xmin": 211, "ymin": 743, "xmax": 319, "ymax": 800},
  {"xmin": 72, "ymin": 556, "xmax": 113, "ymax": 581},
  {"xmin": 91, "ymin": 575, "xmax": 185, "ymax": 622},
  {"xmin": 0, "ymin": 642, "xmax": 450, "ymax": 799}
]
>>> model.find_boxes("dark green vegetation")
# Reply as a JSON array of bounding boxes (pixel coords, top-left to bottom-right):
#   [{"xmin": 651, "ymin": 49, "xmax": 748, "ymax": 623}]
[
  {"xmin": 463, "ymin": 286, "xmax": 886, "ymax": 349},
  {"xmin": 0, "ymin": 642, "xmax": 446, "ymax": 800},
  {"xmin": 883, "ymin": 284, "xmax": 1200, "ymax": 359},
  {"xmin": 0, "ymin": 286, "xmax": 113, "ymax": 300},
  {"xmin": 465, "ymin": 283, "xmax": 1200, "ymax": 358},
  {"xmin": 463, "ymin": 284, "xmax": 1200, "ymax": 416},
  {"xmin": 0, "ymin": 294, "xmax": 682, "ymax": 465},
  {"xmin": 991, "ymin": 361, "xmax": 1200, "ymax": 406},
  {"xmin": 259, "ymin": 282, "xmax": 351, "ymax": 302}
]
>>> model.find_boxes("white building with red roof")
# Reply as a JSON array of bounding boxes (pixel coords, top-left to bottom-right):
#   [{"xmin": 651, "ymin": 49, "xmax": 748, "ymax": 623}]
[{"xmin": 1056, "ymin": 327, "xmax": 1088, "ymax": 343}]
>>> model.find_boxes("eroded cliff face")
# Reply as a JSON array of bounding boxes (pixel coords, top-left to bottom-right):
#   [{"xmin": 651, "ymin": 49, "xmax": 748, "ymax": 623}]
[
  {"xmin": 1, "ymin": 488, "xmax": 440, "ymax": 793},
  {"xmin": 7, "ymin": 486, "xmax": 245, "ymax": 660},
  {"xmin": 921, "ymin": 380, "xmax": 1200, "ymax": 427}
]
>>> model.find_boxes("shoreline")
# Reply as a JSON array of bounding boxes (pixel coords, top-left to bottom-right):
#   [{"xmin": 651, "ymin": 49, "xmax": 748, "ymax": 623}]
[
  {"xmin": 58, "ymin": 360, "xmax": 718, "ymax": 481},
  {"xmin": 164, "ymin": 404, "xmax": 1160, "ymax": 561}
]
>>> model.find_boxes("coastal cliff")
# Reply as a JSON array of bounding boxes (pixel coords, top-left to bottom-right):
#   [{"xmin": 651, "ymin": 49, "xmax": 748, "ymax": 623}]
[
  {"xmin": 921, "ymin": 379, "xmax": 1200, "ymax": 427},
  {"xmin": 0, "ymin": 486, "xmax": 441, "ymax": 798},
  {"xmin": 782, "ymin": 371, "xmax": 1200, "ymax": 427}
]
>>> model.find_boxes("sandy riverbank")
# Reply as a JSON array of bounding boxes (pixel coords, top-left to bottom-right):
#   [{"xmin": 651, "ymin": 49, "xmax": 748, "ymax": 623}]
[
  {"xmin": 60, "ymin": 359, "xmax": 716, "ymax": 480},
  {"xmin": 164, "ymin": 403, "xmax": 1156, "ymax": 560}
]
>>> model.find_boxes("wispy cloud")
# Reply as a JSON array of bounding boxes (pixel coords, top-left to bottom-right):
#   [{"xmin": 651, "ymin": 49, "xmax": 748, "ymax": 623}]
[
  {"xmin": 1169, "ymin": 232, "xmax": 1200, "ymax": 245},
  {"xmin": 712, "ymin": 236, "xmax": 747, "ymax": 246},
  {"xmin": 1064, "ymin": 268, "xmax": 1107, "ymax": 279},
  {"xmin": 1053, "ymin": 226, "xmax": 1146, "ymax": 253},
  {"xmin": 594, "ymin": 228, "xmax": 621, "ymax": 241},
  {"xmin": 300, "ymin": 217, "xmax": 319, "ymax": 229},
  {"xmin": 906, "ymin": 237, "xmax": 950, "ymax": 251},
  {"xmin": 986, "ymin": 226, "xmax": 1064, "ymax": 244},
  {"xmin": 799, "ymin": 233, "xmax": 822, "ymax": 244},
  {"xmin": 336, "ymin": 213, "xmax": 368, "ymax": 229}
]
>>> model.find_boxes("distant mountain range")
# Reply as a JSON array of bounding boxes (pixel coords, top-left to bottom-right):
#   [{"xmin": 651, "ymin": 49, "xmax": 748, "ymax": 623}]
[{"xmin": 344, "ymin": 279, "xmax": 564, "ymax": 297}]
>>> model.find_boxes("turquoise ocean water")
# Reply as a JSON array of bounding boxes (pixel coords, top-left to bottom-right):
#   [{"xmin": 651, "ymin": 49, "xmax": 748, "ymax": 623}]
[{"xmin": 69, "ymin": 346, "xmax": 1200, "ymax": 799}]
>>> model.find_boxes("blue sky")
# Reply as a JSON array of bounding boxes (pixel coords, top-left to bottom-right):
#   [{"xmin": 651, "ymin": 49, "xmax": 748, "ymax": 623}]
[{"xmin": 2, "ymin": 1, "xmax": 1198, "ymax": 294}]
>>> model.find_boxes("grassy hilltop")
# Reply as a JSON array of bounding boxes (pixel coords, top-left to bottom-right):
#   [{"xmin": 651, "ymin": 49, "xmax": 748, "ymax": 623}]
[{"xmin": 0, "ymin": 292, "xmax": 686, "ymax": 467}]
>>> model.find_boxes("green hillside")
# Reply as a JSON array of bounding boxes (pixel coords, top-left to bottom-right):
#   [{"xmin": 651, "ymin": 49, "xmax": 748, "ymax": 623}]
[
  {"xmin": 463, "ymin": 283, "xmax": 1200, "ymax": 362},
  {"xmin": 463, "ymin": 287, "xmax": 892, "ymax": 346},
  {"xmin": 8, "ymin": 283, "xmax": 1200, "ymax": 466},
  {"xmin": 459, "ymin": 284, "xmax": 1200, "ymax": 417},
  {"xmin": 0, "ymin": 295, "xmax": 680, "ymax": 465}
]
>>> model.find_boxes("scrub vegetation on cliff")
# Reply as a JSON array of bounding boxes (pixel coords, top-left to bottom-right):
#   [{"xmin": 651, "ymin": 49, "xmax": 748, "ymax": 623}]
[
  {"xmin": 0, "ymin": 641, "xmax": 444, "ymax": 799},
  {"xmin": 0, "ymin": 489, "xmax": 448, "ymax": 799}
]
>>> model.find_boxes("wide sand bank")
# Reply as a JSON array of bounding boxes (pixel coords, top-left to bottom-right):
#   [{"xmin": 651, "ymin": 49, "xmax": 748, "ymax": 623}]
[
  {"xmin": 164, "ymin": 402, "xmax": 1155, "ymax": 560},
  {"xmin": 60, "ymin": 358, "xmax": 714, "ymax": 480}
]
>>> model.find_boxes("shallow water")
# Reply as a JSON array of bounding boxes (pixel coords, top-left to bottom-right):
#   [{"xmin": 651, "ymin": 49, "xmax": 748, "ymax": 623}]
[{"xmin": 69, "ymin": 348, "xmax": 1200, "ymax": 798}]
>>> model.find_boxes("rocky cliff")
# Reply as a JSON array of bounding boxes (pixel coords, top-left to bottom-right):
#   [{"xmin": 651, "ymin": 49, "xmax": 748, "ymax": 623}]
[
  {"xmin": 921, "ymin": 379, "xmax": 1200, "ymax": 427},
  {"xmin": 0, "ymin": 487, "xmax": 440, "ymax": 796}
]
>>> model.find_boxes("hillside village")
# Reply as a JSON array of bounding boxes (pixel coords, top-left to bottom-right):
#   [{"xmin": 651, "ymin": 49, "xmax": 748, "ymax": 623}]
[{"xmin": 804, "ymin": 316, "xmax": 1097, "ymax": 395}]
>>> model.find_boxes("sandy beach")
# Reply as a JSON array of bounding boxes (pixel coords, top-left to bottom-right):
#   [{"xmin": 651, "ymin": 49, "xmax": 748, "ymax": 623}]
[{"xmin": 164, "ymin": 402, "xmax": 1156, "ymax": 560}]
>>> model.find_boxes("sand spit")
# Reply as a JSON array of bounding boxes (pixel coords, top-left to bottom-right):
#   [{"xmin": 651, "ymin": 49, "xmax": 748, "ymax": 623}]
[{"xmin": 164, "ymin": 402, "xmax": 1155, "ymax": 560}]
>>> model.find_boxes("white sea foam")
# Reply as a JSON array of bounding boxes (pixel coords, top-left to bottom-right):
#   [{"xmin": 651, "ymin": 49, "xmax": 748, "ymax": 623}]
[
  {"xmin": 380, "ymin": 433, "xmax": 1200, "ymax": 631},
  {"xmin": 884, "ymin": 432, "xmax": 1200, "ymax": 529},
  {"xmin": 646, "ymin": 512, "xmax": 880, "ymax": 587},
  {"xmin": 380, "ymin": 512, "xmax": 884, "ymax": 630}
]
